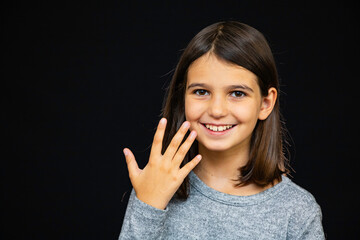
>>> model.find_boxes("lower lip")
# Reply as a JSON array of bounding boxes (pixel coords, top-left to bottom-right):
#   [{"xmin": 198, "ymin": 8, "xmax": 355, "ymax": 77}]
[{"xmin": 200, "ymin": 124, "xmax": 236, "ymax": 136}]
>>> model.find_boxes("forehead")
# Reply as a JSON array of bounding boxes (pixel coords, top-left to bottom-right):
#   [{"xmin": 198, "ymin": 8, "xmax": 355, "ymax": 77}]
[{"xmin": 187, "ymin": 53, "xmax": 258, "ymax": 88}]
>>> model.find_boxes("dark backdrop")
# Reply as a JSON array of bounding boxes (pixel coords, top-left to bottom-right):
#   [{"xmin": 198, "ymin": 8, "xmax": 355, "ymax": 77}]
[{"xmin": 2, "ymin": 1, "xmax": 359, "ymax": 239}]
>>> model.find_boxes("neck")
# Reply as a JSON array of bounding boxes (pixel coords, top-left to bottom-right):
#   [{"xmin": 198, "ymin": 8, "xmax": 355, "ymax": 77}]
[
  {"xmin": 193, "ymin": 142, "xmax": 272, "ymax": 196},
  {"xmin": 194, "ymin": 142, "xmax": 250, "ymax": 181}
]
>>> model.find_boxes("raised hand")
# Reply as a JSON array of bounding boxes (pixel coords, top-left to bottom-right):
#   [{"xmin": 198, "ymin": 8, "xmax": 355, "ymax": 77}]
[{"xmin": 123, "ymin": 118, "xmax": 201, "ymax": 210}]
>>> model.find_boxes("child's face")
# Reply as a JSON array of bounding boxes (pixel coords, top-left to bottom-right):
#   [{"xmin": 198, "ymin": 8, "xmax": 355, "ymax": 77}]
[{"xmin": 185, "ymin": 53, "xmax": 269, "ymax": 153}]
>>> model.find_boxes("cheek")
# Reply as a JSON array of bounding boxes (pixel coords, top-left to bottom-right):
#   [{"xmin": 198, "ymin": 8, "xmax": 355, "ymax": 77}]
[
  {"xmin": 185, "ymin": 98, "xmax": 204, "ymax": 122},
  {"xmin": 231, "ymin": 102, "xmax": 260, "ymax": 123}
]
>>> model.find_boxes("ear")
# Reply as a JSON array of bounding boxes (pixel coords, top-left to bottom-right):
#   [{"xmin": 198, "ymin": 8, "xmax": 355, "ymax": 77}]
[{"xmin": 258, "ymin": 87, "xmax": 277, "ymax": 120}]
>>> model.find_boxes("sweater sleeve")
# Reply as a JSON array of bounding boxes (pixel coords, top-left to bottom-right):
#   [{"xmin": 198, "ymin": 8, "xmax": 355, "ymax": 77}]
[
  {"xmin": 287, "ymin": 201, "xmax": 325, "ymax": 240},
  {"xmin": 296, "ymin": 205, "xmax": 325, "ymax": 240},
  {"xmin": 119, "ymin": 189, "xmax": 168, "ymax": 240}
]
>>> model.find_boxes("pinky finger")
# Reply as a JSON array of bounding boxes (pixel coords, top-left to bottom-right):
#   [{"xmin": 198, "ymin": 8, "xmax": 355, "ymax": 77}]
[{"xmin": 178, "ymin": 154, "xmax": 202, "ymax": 179}]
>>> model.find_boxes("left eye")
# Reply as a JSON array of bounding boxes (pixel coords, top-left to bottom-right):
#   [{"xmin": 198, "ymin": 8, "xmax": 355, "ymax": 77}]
[
  {"xmin": 194, "ymin": 89, "xmax": 209, "ymax": 96},
  {"xmin": 230, "ymin": 91, "xmax": 245, "ymax": 98}
]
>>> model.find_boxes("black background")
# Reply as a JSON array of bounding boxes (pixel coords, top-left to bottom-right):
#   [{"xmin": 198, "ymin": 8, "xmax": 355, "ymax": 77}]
[{"xmin": 2, "ymin": 1, "xmax": 359, "ymax": 239}]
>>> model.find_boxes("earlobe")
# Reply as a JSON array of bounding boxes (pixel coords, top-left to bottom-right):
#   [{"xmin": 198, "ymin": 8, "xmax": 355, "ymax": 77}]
[{"xmin": 258, "ymin": 87, "xmax": 277, "ymax": 120}]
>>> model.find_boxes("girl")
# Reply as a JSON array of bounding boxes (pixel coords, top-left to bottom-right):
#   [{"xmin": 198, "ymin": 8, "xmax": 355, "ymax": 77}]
[{"xmin": 119, "ymin": 21, "xmax": 325, "ymax": 239}]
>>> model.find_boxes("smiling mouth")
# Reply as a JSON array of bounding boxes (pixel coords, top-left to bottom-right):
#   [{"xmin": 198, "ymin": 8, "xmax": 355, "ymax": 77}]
[{"xmin": 201, "ymin": 123, "xmax": 236, "ymax": 132}]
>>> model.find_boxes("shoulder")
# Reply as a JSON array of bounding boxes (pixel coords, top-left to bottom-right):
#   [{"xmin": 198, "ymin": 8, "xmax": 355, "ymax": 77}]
[
  {"xmin": 280, "ymin": 177, "xmax": 325, "ymax": 238},
  {"xmin": 279, "ymin": 177, "xmax": 321, "ymax": 212},
  {"xmin": 278, "ymin": 177, "xmax": 324, "ymax": 236}
]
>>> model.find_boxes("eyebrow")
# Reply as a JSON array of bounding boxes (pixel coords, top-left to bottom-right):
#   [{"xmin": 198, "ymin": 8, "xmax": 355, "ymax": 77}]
[{"xmin": 187, "ymin": 83, "xmax": 254, "ymax": 93}]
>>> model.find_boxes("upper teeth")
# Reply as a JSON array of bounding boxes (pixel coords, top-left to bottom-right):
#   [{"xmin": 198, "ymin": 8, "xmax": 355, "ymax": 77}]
[{"xmin": 205, "ymin": 124, "xmax": 233, "ymax": 132}]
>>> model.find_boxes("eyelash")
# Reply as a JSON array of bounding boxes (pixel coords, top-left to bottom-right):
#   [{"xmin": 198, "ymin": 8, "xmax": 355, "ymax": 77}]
[
  {"xmin": 193, "ymin": 89, "xmax": 246, "ymax": 98},
  {"xmin": 230, "ymin": 91, "xmax": 246, "ymax": 98},
  {"xmin": 193, "ymin": 89, "xmax": 209, "ymax": 96}
]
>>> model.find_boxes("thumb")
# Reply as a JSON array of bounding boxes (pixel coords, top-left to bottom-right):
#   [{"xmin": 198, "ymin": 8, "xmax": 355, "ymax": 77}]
[{"xmin": 123, "ymin": 148, "xmax": 141, "ymax": 178}]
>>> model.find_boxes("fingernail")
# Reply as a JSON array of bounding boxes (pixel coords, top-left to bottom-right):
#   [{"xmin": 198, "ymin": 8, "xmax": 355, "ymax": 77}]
[
  {"xmin": 190, "ymin": 131, "xmax": 197, "ymax": 138},
  {"xmin": 123, "ymin": 148, "xmax": 129, "ymax": 156},
  {"xmin": 160, "ymin": 118, "xmax": 167, "ymax": 125},
  {"xmin": 183, "ymin": 121, "xmax": 190, "ymax": 128},
  {"xmin": 197, "ymin": 155, "xmax": 202, "ymax": 160}
]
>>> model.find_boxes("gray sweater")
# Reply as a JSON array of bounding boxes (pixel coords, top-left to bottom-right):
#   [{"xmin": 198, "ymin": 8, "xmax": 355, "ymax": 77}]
[{"xmin": 119, "ymin": 171, "xmax": 325, "ymax": 239}]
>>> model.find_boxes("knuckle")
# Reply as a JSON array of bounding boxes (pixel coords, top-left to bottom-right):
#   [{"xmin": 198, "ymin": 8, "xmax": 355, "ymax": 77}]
[
  {"xmin": 186, "ymin": 161, "xmax": 195, "ymax": 170},
  {"xmin": 170, "ymin": 139, "xmax": 180, "ymax": 148},
  {"xmin": 179, "ymin": 127, "xmax": 186, "ymax": 134},
  {"xmin": 183, "ymin": 141, "xmax": 192, "ymax": 149},
  {"xmin": 177, "ymin": 147, "xmax": 186, "ymax": 156},
  {"xmin": 159, "ymin": 162, "xmax": 168, "ymax": 172},
  {"xmin": 125, "ymin": 157, "xmax": 132, "ymax": 165},
  {"xmin": 183, "ymin": 164, "xmax": 191, "ymax": 172},
  {"xmin": 148, "ymin": 158, "xmax": 159, "ymax": 168},
  {"xmin": 171, "ymin": 173, "xmax": 179, "ymax": 182},
  {"xmin": 128, "ymin": 169, "xmax": 135, "ymax": 179},
  {"xmin": 153, "ymin": 135, "xmax": 162, "ymax": 144},
  {"xmin": 148, "ymin": 160, "xmax": 155, "ymax": 168}
]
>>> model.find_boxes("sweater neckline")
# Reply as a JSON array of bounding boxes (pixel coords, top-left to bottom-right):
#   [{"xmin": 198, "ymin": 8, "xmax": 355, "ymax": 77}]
[{"xmin": 189, "ymin": 171, "xmax": 290, "ymax": 206}]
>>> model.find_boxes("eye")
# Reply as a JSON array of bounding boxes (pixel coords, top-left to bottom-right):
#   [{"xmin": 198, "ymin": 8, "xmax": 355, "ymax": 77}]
[
  {"xmin": 194, "ymin": 89, "xmax": 209, "ymax": 96},
  {"xmin": 230, "ymin": 91, "xmax": 246, "ymax": 98}
]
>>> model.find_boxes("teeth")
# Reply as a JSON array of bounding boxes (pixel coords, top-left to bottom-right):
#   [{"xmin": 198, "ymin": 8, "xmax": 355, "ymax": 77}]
[{"xmin": 205, "ymin": 124, "xmax": 233, "ymax": 132}]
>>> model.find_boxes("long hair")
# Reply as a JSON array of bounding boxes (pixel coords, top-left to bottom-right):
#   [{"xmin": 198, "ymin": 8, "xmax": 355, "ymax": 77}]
[{"xmin": 161, "ymin": 21, "xmax": 289, "ymax": 199}]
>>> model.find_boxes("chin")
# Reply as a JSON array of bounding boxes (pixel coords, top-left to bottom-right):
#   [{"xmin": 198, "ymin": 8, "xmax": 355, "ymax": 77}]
[{"xmin": 198, "ymin": 140, "xmax": 234, "ymax": 152}]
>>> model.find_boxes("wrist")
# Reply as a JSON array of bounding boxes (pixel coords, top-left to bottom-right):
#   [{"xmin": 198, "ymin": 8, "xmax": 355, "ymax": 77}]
[{"xmin": 136, "ymin": 193, "xmax": 168, "ymax": 210}]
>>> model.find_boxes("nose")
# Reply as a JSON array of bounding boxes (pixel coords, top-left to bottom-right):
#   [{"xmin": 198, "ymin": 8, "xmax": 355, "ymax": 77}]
[{"xmin": 208, "ymin": 95, "xmax": 228, "ymax": 119}]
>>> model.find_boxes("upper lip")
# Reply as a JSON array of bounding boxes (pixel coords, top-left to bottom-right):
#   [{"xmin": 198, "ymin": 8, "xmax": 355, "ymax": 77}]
[{"xmin": 201, "ymin": 123, "xmax": 236, "ymax": 126}]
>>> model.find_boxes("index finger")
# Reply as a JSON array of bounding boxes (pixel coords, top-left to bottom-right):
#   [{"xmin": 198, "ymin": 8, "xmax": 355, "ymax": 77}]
[{"xmin": 149, "ymin": 118, "xmax": 167, "ymax": 158}]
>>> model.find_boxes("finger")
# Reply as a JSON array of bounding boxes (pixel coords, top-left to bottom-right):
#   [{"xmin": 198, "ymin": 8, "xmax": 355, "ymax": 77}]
[
  {"xmin": 149, "ymin": 118, "xmax": 167, "ymax": 159},
  {"xmin": 163, "ymin": 121, "xmax": 190, "ymax": 159},
  {"xmin": 178, "ymin": 154, "xmax": 202, "ymax": 179},
  {"xmin": 123, "ymin": 148, "xmax": 141, "ymax": 178},
  {"xmin": 172, "ymin": 130, "xmax": 197, "ymax": 167}
]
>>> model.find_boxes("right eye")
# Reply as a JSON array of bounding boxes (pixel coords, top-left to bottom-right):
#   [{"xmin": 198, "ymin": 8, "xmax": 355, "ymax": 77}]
[{"xmin": 193, "ymin": 89, "xmax": 209, "ymax": 96}]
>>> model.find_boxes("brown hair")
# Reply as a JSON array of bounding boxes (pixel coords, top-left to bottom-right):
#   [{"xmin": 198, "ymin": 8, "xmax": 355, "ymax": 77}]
[{"xmin": 161, "ymin": 21, "xmax": 289, "ymax": 199}]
